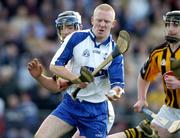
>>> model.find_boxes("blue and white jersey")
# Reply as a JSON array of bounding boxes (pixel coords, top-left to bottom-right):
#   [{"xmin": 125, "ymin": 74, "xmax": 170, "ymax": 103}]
[{"xmin": 51, "ymin": 29, "xmax": 125, "ymax": 103}]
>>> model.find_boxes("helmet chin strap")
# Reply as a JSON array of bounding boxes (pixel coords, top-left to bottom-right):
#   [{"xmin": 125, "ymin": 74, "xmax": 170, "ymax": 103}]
[{"xmin": 165, "ymin": 36, "xmax": 180, "ymax": 43}]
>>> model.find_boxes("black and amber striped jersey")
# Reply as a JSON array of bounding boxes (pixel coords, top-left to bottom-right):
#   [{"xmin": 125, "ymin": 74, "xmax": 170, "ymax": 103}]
[{"xmin": 140, "ymin": 42, "xmax": 180, "ymax": 109}]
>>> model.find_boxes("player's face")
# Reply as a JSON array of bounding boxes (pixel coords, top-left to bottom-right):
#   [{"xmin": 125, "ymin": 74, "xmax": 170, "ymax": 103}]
[
  {"xmin": 59, "ymin": 25, "xmax": 76, "ymax": 40},
  {"xmin": 91, "ymin": 9, "xmax": 116, "ymax": 42},
  {"xmin": 165, "ymin": 19, "xmax": 180, "ymax": 40}
]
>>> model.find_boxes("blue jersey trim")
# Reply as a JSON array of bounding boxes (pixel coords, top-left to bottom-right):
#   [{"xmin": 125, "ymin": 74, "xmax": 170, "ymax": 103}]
[
  {"xmin": 89, "ymin": 29, "xmax": 113, "ymax": 48},
  {"xmin": 55, "ymin": 31, "xmax": 89, "ymax": 66}
]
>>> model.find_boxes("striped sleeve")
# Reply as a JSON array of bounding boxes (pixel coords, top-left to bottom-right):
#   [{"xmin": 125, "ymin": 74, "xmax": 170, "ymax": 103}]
[{"xmin": 140, "ymin": 51, "xmax": 160, "ymax": 81}]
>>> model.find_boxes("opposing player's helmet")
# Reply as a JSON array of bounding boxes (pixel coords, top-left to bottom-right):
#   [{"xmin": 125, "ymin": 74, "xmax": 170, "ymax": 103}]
[
  {"xmin": 163, "ymin": 10, "xmax": 180, "ymax": 23},
  {"xmin": 163, "ymin": 10, "xmax": 180, "ymax": 43},
  {"xmin": 55, "ymin": 11, "xmax": 82, "ymax": 30}
]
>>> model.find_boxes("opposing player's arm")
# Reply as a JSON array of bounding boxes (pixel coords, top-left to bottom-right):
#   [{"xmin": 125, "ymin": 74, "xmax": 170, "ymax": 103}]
[
  {"xmin": 133, "ymin": 74, "xmax": 150, "ymax": 112},
  {"xmin": 137, "ymin": 74, "xmax": 150, "ymax": 101},
  {"xmin": 28, "ymin": 58, "xmax": 67, "ymax": 93},
  {"xmin": 36, "ymin": 74, "xmax": 68, "ymax": 93}
]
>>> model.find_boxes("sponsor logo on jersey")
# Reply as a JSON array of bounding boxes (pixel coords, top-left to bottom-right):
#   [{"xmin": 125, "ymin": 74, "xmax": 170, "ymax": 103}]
[{"xmin": 92, "ymin": 49, "xmax": 100, "ymax": 54}]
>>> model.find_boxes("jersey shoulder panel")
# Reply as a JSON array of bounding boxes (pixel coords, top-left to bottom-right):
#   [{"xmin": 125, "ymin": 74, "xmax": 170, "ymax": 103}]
[{"xmin": 149, "ymin": 42, "xmax": 168, "ymax": 58}]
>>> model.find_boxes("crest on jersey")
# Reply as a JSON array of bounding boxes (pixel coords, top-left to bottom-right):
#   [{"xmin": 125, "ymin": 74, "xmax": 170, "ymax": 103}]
[
  {"xmin": 161, "ymin": 59, "xmax": 166, "ymax": 66},
  {"xmin": 82, "ymin": 49, "xmax": 90, "ymax": 57}
]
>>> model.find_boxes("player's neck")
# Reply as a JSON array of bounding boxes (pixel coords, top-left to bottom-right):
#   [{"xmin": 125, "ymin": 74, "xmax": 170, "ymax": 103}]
[{"xmin": 170, "ymin": 42, "xmax": 180, "ymax": 52}]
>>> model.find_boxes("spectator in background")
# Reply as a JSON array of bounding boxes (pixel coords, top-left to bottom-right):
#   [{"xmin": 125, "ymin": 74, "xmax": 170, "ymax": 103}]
[
  {"xmin": 0, "ymin": 98, "xmax": 5, "ymax": 138},
  {"xmin": 19, "ymin": 92, "xmax": 39, "ymax": 133},
  {"xmin": 5, "ymin": 93, "xmax": 24, "ymax": 138}
]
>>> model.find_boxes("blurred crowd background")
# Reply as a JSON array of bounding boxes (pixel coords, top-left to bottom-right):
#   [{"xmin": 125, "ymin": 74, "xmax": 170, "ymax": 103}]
[{"xmin": 0, "ymin": 0, "xmax": 179, "ymax": 138}]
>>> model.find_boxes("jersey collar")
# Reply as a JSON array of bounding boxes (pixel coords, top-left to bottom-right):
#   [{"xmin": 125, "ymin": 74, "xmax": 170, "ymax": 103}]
[{"xmin": 89, "ymin": 29, "xmax": 112, "ymax": 48}]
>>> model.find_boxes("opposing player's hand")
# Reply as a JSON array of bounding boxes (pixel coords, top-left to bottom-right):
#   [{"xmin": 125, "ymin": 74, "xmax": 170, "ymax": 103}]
[
  {"xmin": 133, "ymin": 100, "xmax": 148, "ymax": 112},
  {"xmin": 27, "ymin": 58, "xmax": 43, "ymax": 79},
  {"xmin": 56, "ymin": 78, "xmax": 69, "ymax": 91},
  {"xmin": 164, "ymin": 75, "xmax": 180, "ymax": 89},
  {"xmin": 106, "ymin": 86, "xmax": 123, "ymax": 101}
]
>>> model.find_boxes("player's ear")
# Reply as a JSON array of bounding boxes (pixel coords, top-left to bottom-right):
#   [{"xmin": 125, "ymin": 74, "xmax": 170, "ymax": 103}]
[
  {"xmin": 91, "ymin": 16, "xmax": 94, "ymax": 25},
  {"xmin": 111, "ymin": 20, "xmax": 117, "ymax": 28}
]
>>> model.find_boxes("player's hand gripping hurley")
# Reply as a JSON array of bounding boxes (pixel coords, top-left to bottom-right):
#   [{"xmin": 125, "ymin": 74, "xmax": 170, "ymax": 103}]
[
  {"xmin": 71, "ymin": 30, "xmax": 131, "ymax": 100},
  {"xmin": 170, "ymin": 59, "xmax": 180, "ymax": 79},
  {"xmin": 142, "ymin": 107, "xmax": 180, "ymax": 134}
]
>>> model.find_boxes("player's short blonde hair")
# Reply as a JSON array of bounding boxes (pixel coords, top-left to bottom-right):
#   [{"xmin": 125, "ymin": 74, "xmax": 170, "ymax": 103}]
[{"xmin": 93, "ymin": 4, "xmax": 115, "ymax": 20}]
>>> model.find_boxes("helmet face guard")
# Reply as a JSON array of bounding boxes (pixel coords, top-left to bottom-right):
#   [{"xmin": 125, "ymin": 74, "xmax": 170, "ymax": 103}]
[
  {"xmin": 55, "ymin": 11, "xmax": 82, "ymax": 31},
  {"xmin": 163, "ymin": 11, "xmax": 180, "ymax": 43}
]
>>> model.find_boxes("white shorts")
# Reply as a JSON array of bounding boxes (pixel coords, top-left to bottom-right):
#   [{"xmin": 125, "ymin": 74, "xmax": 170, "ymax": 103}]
[
  {"xmin": 152, "ymin": 105, "xmax": 180, "ymax": 128},
  {"xmin": 107, "ymin": 100, "xmax": 115, "ymax": 133}
]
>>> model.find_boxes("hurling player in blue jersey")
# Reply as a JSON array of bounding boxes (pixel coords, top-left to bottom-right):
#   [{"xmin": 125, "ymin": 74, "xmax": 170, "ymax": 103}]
[
  {"xmin": 30, "ymin": 5, "xmax": 158, "ymax": 138},
  {"xmin": 48, "ymin": 3, "xmax": 124, "ymax": 138},
  {"xmin": 28, "ymin": 11, "xmax": 82, "ymax": 95},
  {"xmin": 29, "ymin": 10, "xmax": 115, "ymax": 138}
]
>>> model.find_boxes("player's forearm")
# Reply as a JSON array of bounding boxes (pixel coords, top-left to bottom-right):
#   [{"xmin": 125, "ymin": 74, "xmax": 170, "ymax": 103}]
[
  {"xmin": 36, "ymin": 74, "xmax": 60, "ymax": 93},
  {"xmin": 50, "ymin": 64, "xmax": 78, "ymax": 81},
  {"xmin": 137, "ymin": 74, "xmax": 150, "ymax": 101}
]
